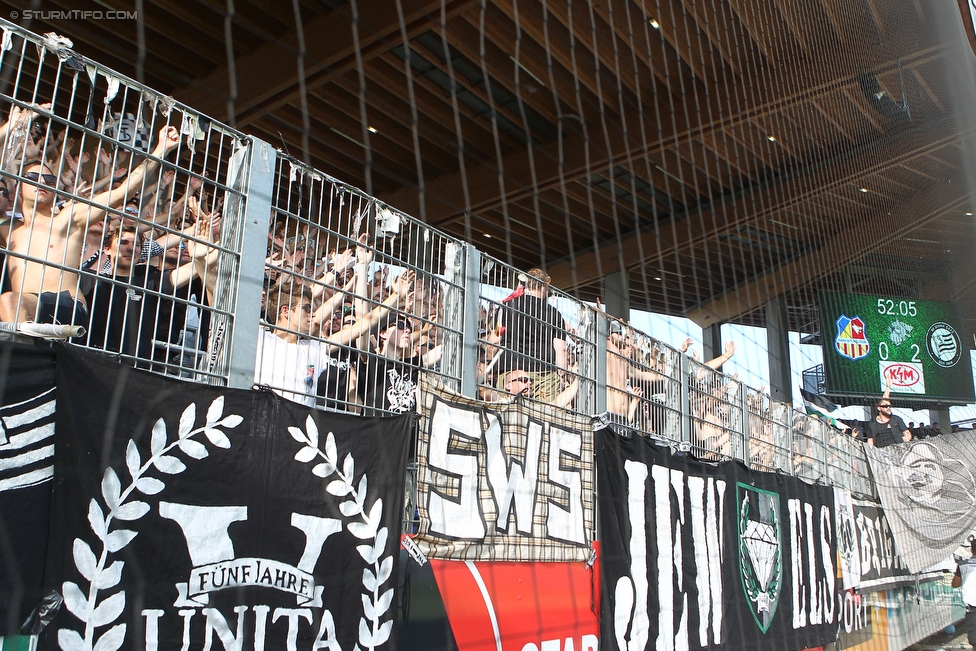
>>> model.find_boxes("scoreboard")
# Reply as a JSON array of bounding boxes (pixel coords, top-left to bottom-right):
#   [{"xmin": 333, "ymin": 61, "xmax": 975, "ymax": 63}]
[{"xmin": 819, "ymin": 292, "xmax": 974, "ymax": 405}]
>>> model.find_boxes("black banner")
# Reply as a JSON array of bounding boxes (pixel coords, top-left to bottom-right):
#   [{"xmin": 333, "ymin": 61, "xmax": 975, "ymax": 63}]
[
  {"xmin": 732, "ymin": 464, "xmax": 838, "ymax": 650},
  {"xmin": 833, "ymin": 488, "xmax": 935, "ymax": 592},
  {"xmin": 0, "ymin": 342, "xmax": 57, "ymax": 635},
  {"xmin": 597, "ymin": 428, "xmax": 838, "ymax": 651},
  {"xmin": 41, "ymin": 348, "xmax": 411, "ymax": 651}
]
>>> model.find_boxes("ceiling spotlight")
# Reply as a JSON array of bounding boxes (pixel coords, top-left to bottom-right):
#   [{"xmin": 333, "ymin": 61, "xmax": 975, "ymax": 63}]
[
  {"xmin": 654, "ymin": 276, "xmax": 662, "ymax": 281},
  {"xmin": 967, "ymin": 212, "xmax": 973, "ymax": 216},
  {"xmin": 767, "ymin": 135, "xmax": 776, "ymax": 142},
  {"xmin": 858, "ymin": 187, "xmax": 868, "ymax": 193},
  {"xmin": 367, "ymin": 126, "xmax": 378, "ymax": 134},
  {"xmin": 649, "ymin": 18, "xmax": 660, "ymax": 29},
  {"xmin": 483, "ymin": 233, "xmax": 492, "ymax": 238}
]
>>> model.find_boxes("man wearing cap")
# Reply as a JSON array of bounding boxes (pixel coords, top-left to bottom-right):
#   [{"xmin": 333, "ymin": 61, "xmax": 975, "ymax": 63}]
[
  {"xmin": 496, "ymin": 267, "xmax": 568, "ymax": 403},
  {"xmin": 485, "ymin": 363, "xmax": 581, "ymax": 410}
]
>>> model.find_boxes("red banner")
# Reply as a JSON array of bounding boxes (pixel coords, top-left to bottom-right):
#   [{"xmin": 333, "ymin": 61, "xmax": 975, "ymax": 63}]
[{"xmin": 430, "ymin": 552, "xmax": 599, "ymax": 651}]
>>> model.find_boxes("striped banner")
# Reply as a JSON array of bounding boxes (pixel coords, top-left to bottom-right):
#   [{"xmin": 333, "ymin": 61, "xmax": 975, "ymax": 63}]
[{"xmin": 0, "ymin": 388, "xmax": 55, "ymax": 492}]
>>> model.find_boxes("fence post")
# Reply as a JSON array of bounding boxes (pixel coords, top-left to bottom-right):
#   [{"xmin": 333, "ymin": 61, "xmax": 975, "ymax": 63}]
[
  {"xmin": 460, "ymin": 244, "xmax": 481, "ymax": 398},
  {"xmin": 680, "ymin": 354, "xmax": 691, "ymax": 443},
  {"xmin": 594, "ymin": 314, "xmax": 607, "ymax": 414},
  {"xmin": 222, "ymin": 138, "xmax": 275, "ymax": 389},
  {"xmin": 740, "ymin": 386, "xmax": 751, "ymax": 467}
]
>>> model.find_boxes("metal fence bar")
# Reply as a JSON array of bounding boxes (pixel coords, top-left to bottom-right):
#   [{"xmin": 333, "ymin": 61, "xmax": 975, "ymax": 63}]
[
  {"xmin": 222, "ymin": 138, "xmax": 271, "ymax": 389},
  {"xmin": 252, "ymin": 151, "xmax": 467, "ymax": 414},
  {"xmin": 457, "ymin": 243, "xmax": 479, "ymax": 398},
  {"xmin": 595, "ymin": 315, "xmax": 607, "ymax": 414}
]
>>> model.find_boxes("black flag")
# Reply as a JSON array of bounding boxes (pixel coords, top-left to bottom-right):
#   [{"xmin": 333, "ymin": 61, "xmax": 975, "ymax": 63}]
[
  {"xmin": 41, "ymin": 348, "xmax": 411, "ymax": 650},
  {"xmin": 0, "ymin": 342, "xmax": 57, "ymax": 635},
  {"xmin": 597, "ymin": 427, "xmax": 839, "ymax": 651}
]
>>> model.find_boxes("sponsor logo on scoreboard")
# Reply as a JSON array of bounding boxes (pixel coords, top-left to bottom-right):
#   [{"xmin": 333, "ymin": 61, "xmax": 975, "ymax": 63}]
[
  {"xmin": 879, "ymin": 361, "xmax": 925, "ymax": 394},
  {"xmin": 835, "ymin": 315, "xmax": 870, "ymax": 361}
]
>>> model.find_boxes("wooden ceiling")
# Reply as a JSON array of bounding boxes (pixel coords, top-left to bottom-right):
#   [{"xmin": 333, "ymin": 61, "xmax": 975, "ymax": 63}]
[{"xmin": 6, "ymin": 0, "xmax": 975, "ymax": 335}]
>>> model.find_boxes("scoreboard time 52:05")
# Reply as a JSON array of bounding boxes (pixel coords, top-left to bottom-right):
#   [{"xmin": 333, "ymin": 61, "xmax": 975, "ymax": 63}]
[{"xmin": 819, "ymin": 292, "xmax": 975, "ymax": 404}]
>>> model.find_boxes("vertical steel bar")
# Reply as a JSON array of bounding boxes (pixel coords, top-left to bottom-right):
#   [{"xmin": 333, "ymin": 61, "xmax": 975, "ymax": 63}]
[
  {"xmin": 457, "ymin": 243, "xmax": 480, "ymax": 398},
  {"xmin": 680, "ymin": 354, "xmax": 691, "ymax": 443},
  {"xmin": 221, "ymin": 138, "xmax": 274, "ymax": 389},
  {"xmin": 594, "ymin": 313, "xmax": 607, "ymax": 414}
]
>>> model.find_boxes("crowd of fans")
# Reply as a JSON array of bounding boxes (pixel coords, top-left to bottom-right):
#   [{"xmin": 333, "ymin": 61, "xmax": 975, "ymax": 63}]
[
  {"xmin": 0, "ymin": 100, "xmax": 446, "ymax": 414},
  {"xmin": 0, "ymin": 102, "xmax": 758, "ymax": 444},
  {"xmin": 0, "ymin": 101, "xmax": 222, "ymax": 375},
  {"xmin": 0, "ymin": 99, "xmax": 946, "ymax": 478}
]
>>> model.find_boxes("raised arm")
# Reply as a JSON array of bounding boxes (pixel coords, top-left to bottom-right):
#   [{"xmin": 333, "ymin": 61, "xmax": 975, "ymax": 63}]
[
  {"xmin": 351, "ymin": 234, "xmax": 372, "ymax": 319},
  {"xmin": 308, "ymin": 246, "xmax": 353, "ymax": 302},
  {"xmin": 553, "ymin": 336, "xmax": 568, "ymax": 371},
  {"xmin": 705, "ymin": 341, "xmax": 735, "ymax": 370},
  {"xmin": 626, "ymin": 385, "xmax": 643, "ymax": 424},
  {"xmin": 0, "ymin": 103, "xmax": 50, "ymax": 154},
  {"xmin": 310, "ymin": 273, "xmax": 356, "ymax": 334},
  {"xmin": 327, "ymin": 270, "xmax": 414, "ymax": 349},
  {"xmin": 69, "ymin": 126, "xmax": 179, "ymax": 227},
  {"xmin": 552, "ymin": 364, "xmax": 581, "ymax": 409},
  {"xmin": 166, "ymin": 216, "xmax": 217, "ymax": 292},
  {"xmin": 630, "ymin": 366, "xmax": 666, "ymax": 383}
]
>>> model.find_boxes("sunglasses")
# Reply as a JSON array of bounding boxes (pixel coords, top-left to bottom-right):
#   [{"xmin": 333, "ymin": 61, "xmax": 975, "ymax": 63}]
[
  {"xmin": 879, "ymin": 404, "xmax": 892, "ymax": 408},
  {"xmin": 25, "ymin": 171, "xmax": 57, "ymax": 185},
  {"xmin": 510, "ymin": 376, "xmax": 532, "ymax": 384}
]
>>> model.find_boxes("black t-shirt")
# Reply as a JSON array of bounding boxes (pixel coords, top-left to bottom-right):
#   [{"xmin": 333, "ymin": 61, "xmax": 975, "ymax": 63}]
[
  {"xmin": 499, "ymin": 293, "xmax": 566, "ymax": 372},
  {"xmin": 356, "ymin": 352, "xmax": 422, "ymax": 417},
  {"xmin": 865, "ymin": 414, "xmax": 908, "ymax": 448},
  {"xmin": 88, "ymin": 264, "xmax": 183, "ymax": 361},
  {"xmin": 86, "ymin": 265, "xmax": 211, "ymax": 369},
  {"xmin": 315, "ymin": 347, "xmax": 354, "ymax": 412}
]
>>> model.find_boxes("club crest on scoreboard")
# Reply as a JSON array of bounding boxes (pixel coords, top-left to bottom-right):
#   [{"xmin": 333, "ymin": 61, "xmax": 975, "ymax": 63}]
[
  {"xmin": 926, "ymin": 322, "xmax": 962, "ymax": 368},
  {"xmin": 835, "ymin": 315, "xmax": 870, "ymax": 361}
]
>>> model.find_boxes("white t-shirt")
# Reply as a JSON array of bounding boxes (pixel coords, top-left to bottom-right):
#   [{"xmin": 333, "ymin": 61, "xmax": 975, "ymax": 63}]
[
  {"xmin": 959, "ymin": 556, "xmax": 976, "ymax": 607},
  {"xmin": 254, "ymin": 329, "xmax": 348, "ymax": 408}
]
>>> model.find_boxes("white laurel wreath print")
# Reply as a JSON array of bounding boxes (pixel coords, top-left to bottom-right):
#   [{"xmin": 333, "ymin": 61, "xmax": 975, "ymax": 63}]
[
  {"xmin": 58, "ymin": 397, "xmax": 243, "ymax": 651},
  {"xmin": 289, "ymin": 415, "xmax": 394, "ymax": 650}
]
